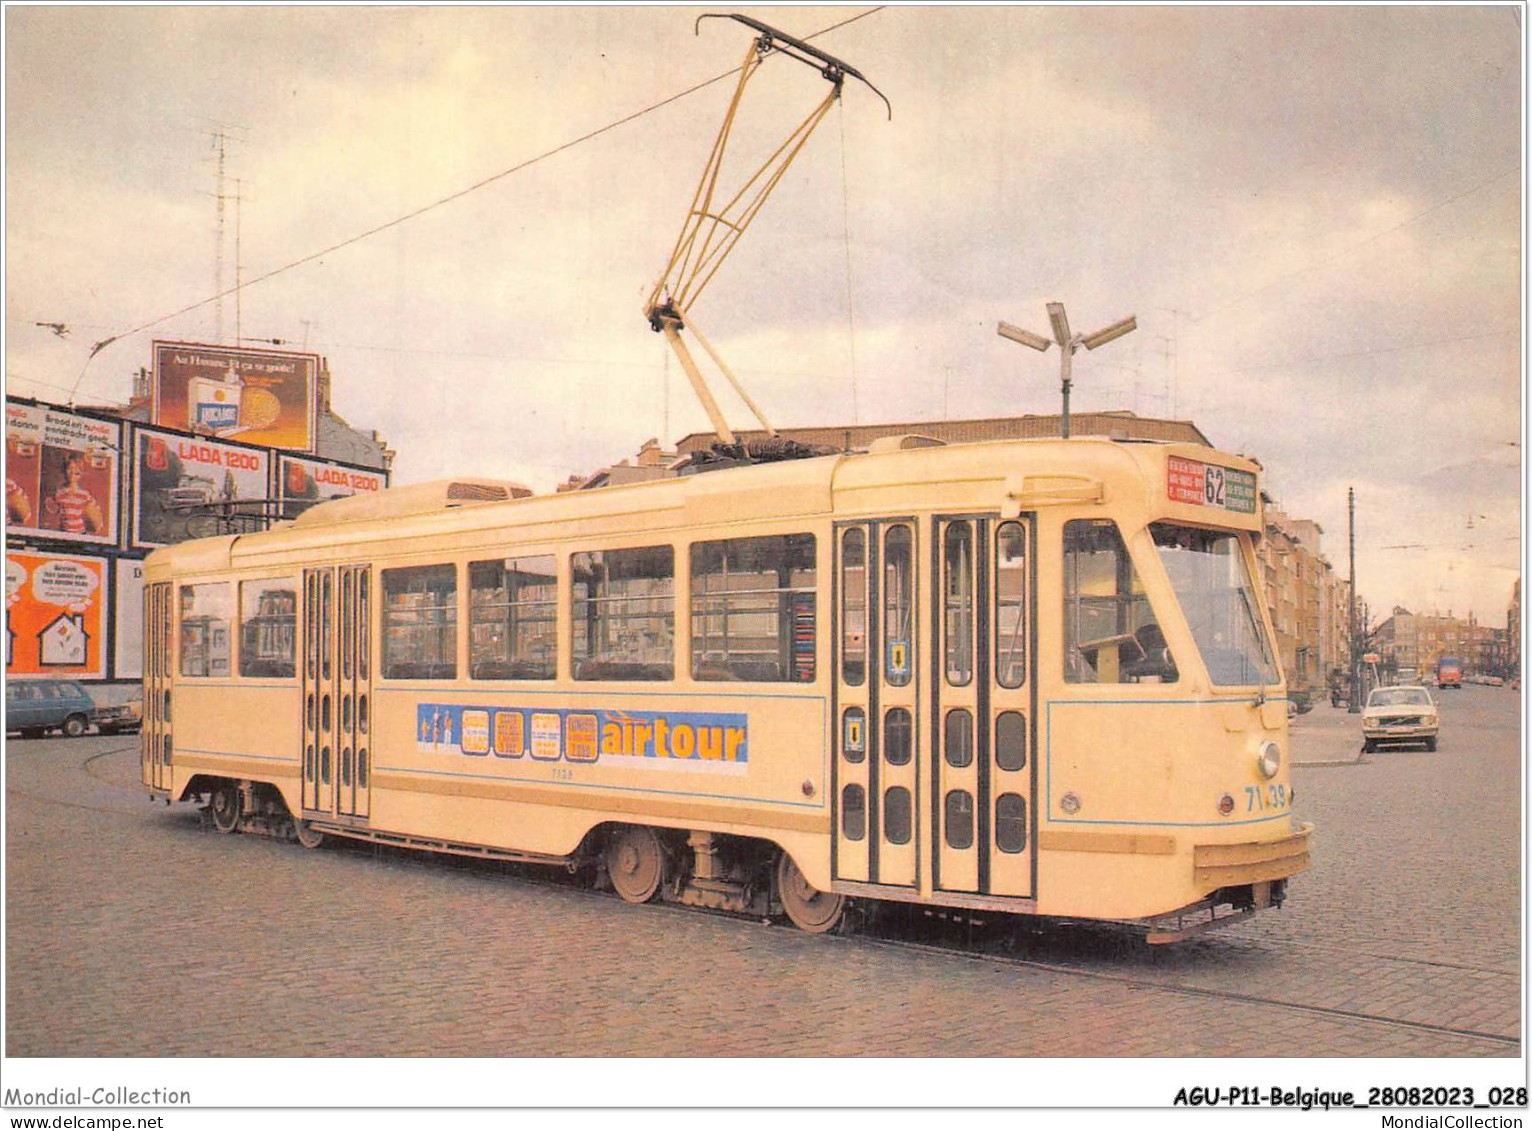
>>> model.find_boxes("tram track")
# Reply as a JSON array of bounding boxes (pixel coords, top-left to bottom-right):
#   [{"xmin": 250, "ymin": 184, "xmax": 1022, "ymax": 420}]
[{"xmin": 20, "ymin": 744, "xmax": 1523, "ymax": 1053}]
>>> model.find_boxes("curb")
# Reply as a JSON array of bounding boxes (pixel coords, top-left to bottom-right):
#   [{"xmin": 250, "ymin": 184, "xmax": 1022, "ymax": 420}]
[{"xmin": 1293, "ymin": 752, "xmax": 1370, "ymax": 768}]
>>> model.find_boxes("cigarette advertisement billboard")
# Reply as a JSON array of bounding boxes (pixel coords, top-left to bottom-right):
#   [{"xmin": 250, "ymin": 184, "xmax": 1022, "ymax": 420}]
[
  {"xmin": 152, "ymin": 341, "xmax": 318, "ymax": 453},
  {"xmin": 131, "ymin": 426, "xmax": 271, "ymax": 548},
  {"xmin": 278, "ymin": 455, "xmax": 387, "ymax": 518},
  {"xmin": 5, "ymin": 400, "xmax": 121, "ymax": 546},
  {"xmin": 5, "ymin": 550, "xmax": 109, "ymax": 680}
]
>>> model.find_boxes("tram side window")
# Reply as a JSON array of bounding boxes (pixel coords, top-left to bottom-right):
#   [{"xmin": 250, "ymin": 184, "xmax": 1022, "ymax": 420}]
[
  {"xmin": 239, "ymin": 578, "xmax": 297, "ymax": 678},
  {"xmin": 179, "ymin": 583, "xmax": 232, "ymax": 678},
  {"xmin": 1062, "ymin": 520, "xmax": 1176, "ymax": 684},
  {"xmin": 841, "ymin": 529, "xmax": 867, "ymax": 686},
  {"xmin": 691, "ymin": 534, "xmax": 816, "ymax": 682},
  {"xmin": 572, "ymin": 546, "xmax": 674, "ymax": 681},
  {"xmin": 469, "ymin": 555, "xmax": 557, "ymax": 680},
  {"xmin": 382, "ymin": 565, "xmax": 458, "ymax": 680},
  {"xmin": 995, "ymin": 522, "xmax": 1027, "ymax": 688}
]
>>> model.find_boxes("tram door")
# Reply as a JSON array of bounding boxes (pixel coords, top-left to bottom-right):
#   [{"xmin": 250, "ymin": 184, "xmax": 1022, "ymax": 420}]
[
  {"xmin": 302, "ymin": 565, "xmax": 372, "ymax": 821},
  {"xmin": 931, "ymin": 516, "xmax": 1036, "ymax": 898},
  {"xmin": 833, "ymin": 520, "xmax": 919, "ymax": 888},
  {"xmin": 143, "ymin": 582, "xmax": 174, "ymax": 792}
]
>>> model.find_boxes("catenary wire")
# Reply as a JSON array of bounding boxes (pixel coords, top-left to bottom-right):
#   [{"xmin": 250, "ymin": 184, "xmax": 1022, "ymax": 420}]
[{"xmin": 65, "ymin": 7, "xmax": 887, "ymax": 402}]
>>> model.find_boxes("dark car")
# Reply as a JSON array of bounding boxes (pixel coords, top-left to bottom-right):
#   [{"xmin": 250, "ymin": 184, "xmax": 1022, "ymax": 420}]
[{"xmin": 6, "ymin": 679, "xmax": 97, "ymax": 738}]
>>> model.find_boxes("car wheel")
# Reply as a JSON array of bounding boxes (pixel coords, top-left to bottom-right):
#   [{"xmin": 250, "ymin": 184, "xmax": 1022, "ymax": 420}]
[
  {"xmin": 1425, "ymin": 738, "xmax": 1437, "ymax": 752},
  {"xmin": 1362, "ymin": 739, "xmax": 1376, "ymax": 753},
  {"xmin": 98, "ymin": 725, "xmax": 118, "ymax": 736},
  {"xmin": 62, "ymin": 714, "xmax": 88, "ymax": 738},
  {"xmin": 19, "ymin": 728, "xmax": 44, "ymax": 740}
]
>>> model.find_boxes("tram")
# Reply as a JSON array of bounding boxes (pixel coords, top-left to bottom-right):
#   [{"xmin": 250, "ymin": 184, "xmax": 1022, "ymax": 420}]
[{"xmin": 142, "ymin": 434, "xmax": 1312, "ymax": 941}]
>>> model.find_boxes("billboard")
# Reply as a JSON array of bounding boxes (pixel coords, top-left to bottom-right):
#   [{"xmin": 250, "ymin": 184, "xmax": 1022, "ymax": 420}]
[
  {"xmin": 5, "ymin": 400, "xmax": 121, "ymax": 546},
  {"xmin": 5, "ymin": 550, "xmax": 109, "ymax": 680},
  {"xmin": 131, "ymin": 426, "xmax": 271, "ymax": 548},
  {"xmin": 278, "ymin": 455, "xmax": 387, "ymax": 518},
  {"xmin": 114, "ymin": 558, "xmax": 146, "ymax": 680},
  {"xmin": 152, "ymin": 341, "xmax": 318, "ymax": 452}
]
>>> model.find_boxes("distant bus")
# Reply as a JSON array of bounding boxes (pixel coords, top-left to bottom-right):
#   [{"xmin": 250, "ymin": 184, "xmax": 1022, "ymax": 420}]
[{"xmin": 1436, "ymin": 657, "xmax": 1462, "ymax": 689}]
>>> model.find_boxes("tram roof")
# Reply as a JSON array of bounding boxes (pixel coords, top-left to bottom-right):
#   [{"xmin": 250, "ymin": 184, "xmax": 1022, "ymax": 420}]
[{"xmin": 146, "ymin": 437, "xmax": 1262, "ymax": 575}]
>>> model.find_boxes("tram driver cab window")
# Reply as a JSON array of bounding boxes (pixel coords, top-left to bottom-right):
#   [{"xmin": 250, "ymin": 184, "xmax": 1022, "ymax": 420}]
[{"xmin": 1062, "ymin": 520, "xmax": 1178, "ymax": 685}]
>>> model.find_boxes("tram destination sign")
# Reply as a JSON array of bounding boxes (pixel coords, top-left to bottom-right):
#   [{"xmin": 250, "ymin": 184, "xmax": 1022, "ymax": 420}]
[{"xmin": 1167, "ymin": 456, "xmax": 1257, "ymax": 514}]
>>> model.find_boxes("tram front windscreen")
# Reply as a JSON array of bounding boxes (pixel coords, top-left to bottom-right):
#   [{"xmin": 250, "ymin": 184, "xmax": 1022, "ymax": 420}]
[{"xmin": 1150, "ymin": 523, "xmax": 1279, "ymax": 688}]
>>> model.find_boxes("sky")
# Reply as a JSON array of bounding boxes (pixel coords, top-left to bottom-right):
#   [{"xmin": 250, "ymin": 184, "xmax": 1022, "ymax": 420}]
[{"xmin": 4, "ymin": 5, "xmax": 1523, "ymax": 623}]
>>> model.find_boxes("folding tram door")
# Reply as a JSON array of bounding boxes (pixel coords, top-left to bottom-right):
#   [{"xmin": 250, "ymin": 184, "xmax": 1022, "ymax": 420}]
[
  {"xmin": 833, "ymin": 514, "xmax": 1036, "ymax": 901},
  {"xmin": 144, "ymin": 582, "xmax": 173, "ymax": 792},
  {"xmin": 302, "ymin": 564, "xmax": 372, "ymax": 823},
  {"xmin": 833, "ymin": 519, "xmax": 920, "ymax": 889},
  {"xmin": 930, "ymin": 515, "xmax": 1036, "ymax": 900}
]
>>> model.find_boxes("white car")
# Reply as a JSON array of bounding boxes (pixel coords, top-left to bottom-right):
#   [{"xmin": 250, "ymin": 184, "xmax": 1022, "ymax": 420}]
[{"xmin": 1362, "ymin": 685, "xmax": 1439, "ymax": 753}]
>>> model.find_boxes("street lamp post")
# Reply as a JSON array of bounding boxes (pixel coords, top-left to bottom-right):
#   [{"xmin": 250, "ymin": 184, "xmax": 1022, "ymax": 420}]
[{"xmin": 999, "ymin": 304, "xmax": 1137, "ymax": 437}]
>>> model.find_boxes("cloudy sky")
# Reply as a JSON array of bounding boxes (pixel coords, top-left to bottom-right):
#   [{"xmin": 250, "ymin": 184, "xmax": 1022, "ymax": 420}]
[{"xmin": 5, "ymin": 6, "xmax": 1522, "ymax": 622}]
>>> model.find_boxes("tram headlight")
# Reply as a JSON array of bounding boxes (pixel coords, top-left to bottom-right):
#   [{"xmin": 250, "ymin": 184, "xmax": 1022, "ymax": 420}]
[{"xmin": 1257, "ymin": 741, "xmax": 1281, "ymax": 780}]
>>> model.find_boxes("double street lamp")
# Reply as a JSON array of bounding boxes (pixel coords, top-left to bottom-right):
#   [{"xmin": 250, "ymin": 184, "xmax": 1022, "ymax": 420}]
[{"xmin": 998, "ymin": 303, "xmax": 1138, "ymax": 438}]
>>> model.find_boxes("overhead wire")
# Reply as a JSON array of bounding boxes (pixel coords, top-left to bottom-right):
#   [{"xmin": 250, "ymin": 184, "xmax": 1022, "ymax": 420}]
[
  {"xmin": 1190, "ymin": 164, "xmax": 1519, "ymax": 325},
  {"xmin": 64, "ymin": 6, "xmax": 887, "ymax": 403},
  {"xmin": 838, "ymin": 98, "xmax": 861, "ymax": 424}
]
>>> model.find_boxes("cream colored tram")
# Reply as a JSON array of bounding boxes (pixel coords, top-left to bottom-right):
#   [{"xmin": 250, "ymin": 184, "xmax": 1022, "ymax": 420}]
[{"xmin": 143, "ymin": 436, "xmax": 1311, "ymax": 941}]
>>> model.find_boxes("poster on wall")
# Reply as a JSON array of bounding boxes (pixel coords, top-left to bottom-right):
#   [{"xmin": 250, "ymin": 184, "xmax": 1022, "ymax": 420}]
[
  {"xmin": 278, "ymin": 455, "xmax": 387, "ymax": 518},
  {"xmin": 5, "ymin": 550, "xmax": 109, "ymax": 680},
  {"xmin": 5, "ymin": 400, "xmax": 121, "ymax": 546},
  {"xmin": 152, "ymin": 340, "xmax": 318, "ymax": 453},
  {"xmin": 114, "ymin": 559, "xmax": 145, "ymax": 680},
  {"xmin": 131, "ymin": 426, "xmax": 271, "ymax": 548}
]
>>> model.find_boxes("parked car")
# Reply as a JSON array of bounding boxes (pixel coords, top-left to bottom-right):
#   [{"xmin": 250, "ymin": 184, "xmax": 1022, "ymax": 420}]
[
  {"xmin": 93, "ymin": 695, "xmax": 143, "ymax": 736},
  {"xmin": 1361, "ymin": 685, "xmax": 1439, "ymax": 753},
  {"xmin": 6, "ymin": 679, "xmax": 97, "ymax": 738}
]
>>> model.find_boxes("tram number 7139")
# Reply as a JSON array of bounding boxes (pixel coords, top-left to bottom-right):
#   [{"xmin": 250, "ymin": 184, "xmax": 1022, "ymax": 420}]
[{"xmin": 1245, "ymin": 783, "xmax": 1288, "ymax": 812}]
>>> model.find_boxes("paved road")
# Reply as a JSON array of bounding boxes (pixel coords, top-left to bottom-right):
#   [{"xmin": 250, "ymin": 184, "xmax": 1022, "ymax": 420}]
[{"xmin": 5, "ymin": 684, "xmax": 1520, "ymax": 1058}]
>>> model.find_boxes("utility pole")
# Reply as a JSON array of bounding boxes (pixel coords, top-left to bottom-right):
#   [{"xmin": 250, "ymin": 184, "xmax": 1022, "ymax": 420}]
[{"xmin": 1349, "ymin": 486, "xmax": 1361, "ymax": 714}]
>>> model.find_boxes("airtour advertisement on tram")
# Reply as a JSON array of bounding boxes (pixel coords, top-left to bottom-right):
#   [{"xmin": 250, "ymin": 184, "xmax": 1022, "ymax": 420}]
[{"xmin": 4, "ymin": 399, "xmax": 121, "ymax": 547}]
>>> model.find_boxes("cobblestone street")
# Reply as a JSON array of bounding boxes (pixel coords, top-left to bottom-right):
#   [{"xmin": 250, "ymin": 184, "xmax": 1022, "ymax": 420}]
[{"xmin": 5, "ymin": 685, "xmax": 1520, "ymax": 1059}]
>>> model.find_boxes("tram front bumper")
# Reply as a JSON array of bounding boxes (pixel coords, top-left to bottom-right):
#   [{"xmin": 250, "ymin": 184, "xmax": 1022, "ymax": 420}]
[
  {"xmin": 1192, "ymin": 821, "xmax": 1313, "ymax": 890},
  {"xmin": 1137, "ymin": 822, "xmax": 1313, "ymax": 943}
]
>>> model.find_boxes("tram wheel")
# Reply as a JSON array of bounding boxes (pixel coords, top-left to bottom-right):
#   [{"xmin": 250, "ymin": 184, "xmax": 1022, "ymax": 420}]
[
  {"xmin": 776, "ymin": 852, "xmax": 846, "ymax": 934},
  {"xmin": 292, "ymin": 818, "xmax": 325, "ymax": 849},
  {"xmin": 209, "ymin": 782, "xmax": 243, "ymax": 834},
  {"xmin": 606, "ymin": 826, "xmax": 664, "ymax": 904}
]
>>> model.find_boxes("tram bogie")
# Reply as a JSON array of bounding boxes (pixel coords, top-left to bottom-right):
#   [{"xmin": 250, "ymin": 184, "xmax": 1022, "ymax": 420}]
[{"xmin": 144, "ymin": 438, "xmax": 1311, "ymax": 942}]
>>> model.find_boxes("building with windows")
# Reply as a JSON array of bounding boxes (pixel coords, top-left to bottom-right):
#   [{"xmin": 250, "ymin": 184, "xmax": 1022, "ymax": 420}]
[{"xmin": 1253, "ymin": 504, "xmax": 1342, "ymax": 691}]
